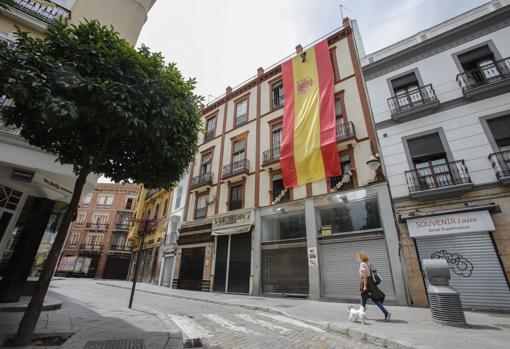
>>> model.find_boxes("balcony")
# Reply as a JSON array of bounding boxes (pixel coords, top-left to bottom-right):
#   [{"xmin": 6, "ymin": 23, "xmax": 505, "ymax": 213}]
[
  {"xmin": 86, "ymin": 223, "xmax": 109, "ymax": 230},
  {"xmin": 272, "ymin": 187, "xmax": 290, "ymax": 204},
  {"xmin": 330, "ymin": 174, "xmax": 353, "ymax": 191},
  {"xmin": 115, "ymin": 223, "xmax": 131, "ymax": 231},
  {"xmin": 489, "ymin": 150, "xmax": 510, "ymax": 184},
  {"xmin": 11, "ymin": 0, "xmax": 70, "ymax": 24},
  {"xmin": 222, "ymin": 159, "xmax": 250, "ymax": 179},
  {"xmin": 204, "ymin": 129, "xmax": 215, "ymax": 142},
  {"xmin": 229, "ymin": 199, "xmax": 243, "ymax": 211},
  {"xmin": 195, "ymin": 207, "xmax": 207, "ymax": 219},
  {"xmin": 457, "ymin": 57, "xmax": 510, "ymax": 99},
  {"xmin": 336, "ymin": 121, "xmax": 356, "ymax": 142},
  {"xmin": 191, "ymin": 172, "xmax": 213, "ymax": 189},
  {"xmin": 405, "ymin": 160, "xmax": 473, "ymax": 200},
  {"xmin": 79, "ymin": 243, "xmax": 103, "ymax": 253},
  {"xmin": 109, "ymin": 244, "xmax": 131, "ymax": 252},
  {"xmin": 262, "ymin": 146, "xmax": 280, "ymax": 166},
  {"xmin": 387, "ymin": 84, "xmax": 440, "ymax": 121}
]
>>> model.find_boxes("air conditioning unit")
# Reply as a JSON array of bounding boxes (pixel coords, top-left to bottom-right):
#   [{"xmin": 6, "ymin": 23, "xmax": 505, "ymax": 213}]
[{"xmin": 206, "ymin": 195, "xmax": 216, "ymax": 205}]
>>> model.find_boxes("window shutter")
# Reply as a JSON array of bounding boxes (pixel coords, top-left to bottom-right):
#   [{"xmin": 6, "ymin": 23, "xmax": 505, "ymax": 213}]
[
  {"xmin": 391, "ymin": 73, "xmax": 419, "ymax": 90},
  {"xmin": 407, "ymin": 133, "xmax": 445, "ymax": 159},
  {"xmin": 458, "ymin": 45, "xmax": 493, "ymax": 65},
  {"xmin": 487, "ymin": 116, "xmax": 510, "ymax": 144}
]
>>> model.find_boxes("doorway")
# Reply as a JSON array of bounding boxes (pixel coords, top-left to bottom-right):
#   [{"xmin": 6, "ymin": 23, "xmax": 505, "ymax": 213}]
[
  {"xmin": 213, "ymin": 232, "xmax": 251, "ymax": 293},
  {"xmin": 178, "ymin": 247, "xmax": 205, "ymax": 291}
]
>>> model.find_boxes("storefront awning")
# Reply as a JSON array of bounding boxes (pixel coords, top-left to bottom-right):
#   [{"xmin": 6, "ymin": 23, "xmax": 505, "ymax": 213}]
[{"xmin": 212, "ymin": 224, "xmax": 252, "ymax": 236}]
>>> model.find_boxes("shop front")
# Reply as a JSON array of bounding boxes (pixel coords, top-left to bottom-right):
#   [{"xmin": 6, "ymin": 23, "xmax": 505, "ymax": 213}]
[
  {"xmin": 173, "ymin": 219, "xmax": 213, "ymax": 291},
  {"xmin": 407, "ymin": 210, "xmax": 510, "ymax": 311},
  {"xmin": 211, "ymin": 209, "xmax": 253, "ymax": 294}
]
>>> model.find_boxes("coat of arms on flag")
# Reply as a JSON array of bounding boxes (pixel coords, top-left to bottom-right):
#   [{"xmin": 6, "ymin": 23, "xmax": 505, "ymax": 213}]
[{"xmin": 280, "ymin": 40, "xmax": 341, "ymax": 188}]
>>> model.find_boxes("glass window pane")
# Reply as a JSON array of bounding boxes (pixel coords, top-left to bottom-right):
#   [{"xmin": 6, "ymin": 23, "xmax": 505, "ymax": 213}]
[
  {"xmin": 262, "ymin": 211, "xmax": 306, "ymax": 242},
  {"xmin": 318, "ymin": 198, "xmax": 381, "ymax": 235}
]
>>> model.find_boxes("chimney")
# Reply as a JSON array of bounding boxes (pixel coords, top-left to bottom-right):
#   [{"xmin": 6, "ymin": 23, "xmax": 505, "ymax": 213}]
[
  {"xmin": 295, "ymin": 44, "xmax": 303, "ymax": 54},
  {"xmin": 226, "ymin": 86, "xmax": 232, "ymax": 95},
  {"xmin": 257, "ymin": 67, "xmax": 264, "ymax": 76},
  {"xmin": 343, "ymin": 17, "xmax": 351, "ymax": 28}
]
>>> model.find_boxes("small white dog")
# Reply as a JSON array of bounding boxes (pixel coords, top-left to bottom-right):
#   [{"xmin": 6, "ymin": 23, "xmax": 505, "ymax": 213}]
[{"xmin": 347, "ymin": 305, "xmax": 367, "ymax": 325}]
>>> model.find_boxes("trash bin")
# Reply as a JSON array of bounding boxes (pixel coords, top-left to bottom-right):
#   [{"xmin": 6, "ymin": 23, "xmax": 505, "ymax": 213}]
[{"xmin": 423, "ymin": 259, "xmax": 466, "ymax": 327}]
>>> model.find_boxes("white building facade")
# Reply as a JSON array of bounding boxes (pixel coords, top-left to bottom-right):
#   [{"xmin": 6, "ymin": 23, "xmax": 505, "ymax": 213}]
[{"xmin": 361, "ymin": 0, "xmax": 510, "ymax": 311}]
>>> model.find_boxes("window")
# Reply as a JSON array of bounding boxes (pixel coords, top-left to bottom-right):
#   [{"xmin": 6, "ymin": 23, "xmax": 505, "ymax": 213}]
[
  {"xmin": 235, "ymin": 99, "xmax": 248, "ymax": 126},
  {"xmin": 271, "ymin": 123, "xmax": 282, "ymax": 154},
  {"xmin": 330, "ymin": 155, "xmax": 353, "ymax": 190},
  {"xmin": 262, "ymin": 210, "xmax": 306, "ymax": 242},
  {"xmin": 205, "ymin": 116, "xmax": 217, "ymax": 142},
  {"xmin": 76, "ymin": 213, "xmax": 86, "ymax": 225},
  {"xmin": 163, "ymin": 199, "xmax": 168, "ymax": 217},
  {"xmin": 390, "ymin": 72, "xmax": 423, "ymax": 109},
  {"xmin": 457, "ymin": 45, "xmax": 505, "ymax": 88},
  {"xmin": 335, "ymin": 98, "xmax": 344, "ymax": 124},
  {"xmin": 271, "ymin": 173, "xmax": 289, "ymax": 203},
  {"xmin": 92, "ymin": 214, "xmax": 108, "ymax": 224},
  {"xmin": 195, "ymin": 194, "xmax": 207, "ymax": 219},
  {"xmin": 232, "ymin": 139, "xmax": 246, "ymax": 163},
  {"xmin": 318, "ymin": 198, "xmax": 381, "ymax": 236},
  {"xmin": 85, "ymin": 233, "xmax": 103, "ymax": 247},
  {"xmin": 125, "ymin": 197, "xmax": 134, "ymax": 210},
  {"xmin": 69, "ymin": 233, "xmax": 80, "ymax": 246},
  {"xmin": 115, "ymin": 213, "xmax": 131, "ymax": 229},
  {"xmin": 487, "ymin": 116, "xmax": 510, "ymax": 151},
  {"xmin": 174, "ymin": 186, "xmax": 182, "ymax": 209},
  {"xmin": 271, "ymin": 81, "xmax": 284, "ymax": 109},
  {"xmin": 200, "ymin": 152, "xmax": 213, "ymax": 175},
  {"xmin": 82, "ymin": 193, "xmax": 92, "ymax": 206},
  {"xmin": 329, "ymin": 47, "xmax": 340, "ymax": 81},
  {"xmin": 229, "ymin": 184, "xmax": 244, "ymax": 211},
  {"xmin": 97, "ymin": 195, "xmax": 113, "ymax": 206}
]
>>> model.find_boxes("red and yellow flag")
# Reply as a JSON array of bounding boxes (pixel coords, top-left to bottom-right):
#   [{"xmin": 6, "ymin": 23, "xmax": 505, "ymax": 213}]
[{"xmin": 280, "ymin": 40, "xmax": 341, "ymax": 188}]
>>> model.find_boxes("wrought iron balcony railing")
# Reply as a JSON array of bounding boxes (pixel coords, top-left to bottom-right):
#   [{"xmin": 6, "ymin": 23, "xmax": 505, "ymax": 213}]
[
  {"xmin": 272, "ymin": 188, "xmax": 290, "ymax": 203},
  {"xmin": 12, "ymin": 0, "xmax": 71, "ymax": 24},
  {"xmin": 405, "ymin": 160, "xmax": 472, "ymax": 194},
  {"xmin": 195, "ymin": 207, "xmax": 207, "ymax": 219},
  {"xmin": 387, "ymin": 84, "xmax": 438, "ymax": 115},
  {"xmin": 86, "ymin": 223, "xmax": 109, "ymax": 230},
  {"xmin": 109, "ymin": 244, "xmax": 131, "ymax": 252},
  {"xmin": 457, "ymin": 57, "xmax": 510, "ymax": 92},
  {"xmin": 489, "ymin": 150, "xmax": 510, "ymax": 181},
  {"xmin": 191, "ymin": 172, "xmax": 213, "ymax": 189},
  {"xmin": 263, "ymin": 146, "xmax": 281, "ymax": 165},
  {"xmin": 222, "ymin": 159, "xmax": 250, "ymax": 178},
  {"xmin": 115, "ymin": 223, "xmax": 131, "ymax": 230},
  {"xmin": 229, "ymin": 200, "xmax": 243, "ymax": 211},
  {"xmin": 336, "ymin": 121, "xmax": 356, "ymax": 141},
  {"xmin": 79, "ymin": 243, "xmax": 103, "ymax": 252}
]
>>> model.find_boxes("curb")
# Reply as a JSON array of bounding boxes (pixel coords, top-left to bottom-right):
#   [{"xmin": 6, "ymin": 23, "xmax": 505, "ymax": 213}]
[
  {"xmin": 97, "ymin": 282, "xmax": 422, "ymax": 349},
  {"xmin": 135, "ymin": 305, "xmax": 184, "ymax": 349}
]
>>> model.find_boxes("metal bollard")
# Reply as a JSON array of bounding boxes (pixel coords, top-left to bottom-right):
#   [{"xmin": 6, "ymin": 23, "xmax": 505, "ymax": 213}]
[{"xmin": 423, "ymin": 259, "xmax": 466, "ymax": 327}]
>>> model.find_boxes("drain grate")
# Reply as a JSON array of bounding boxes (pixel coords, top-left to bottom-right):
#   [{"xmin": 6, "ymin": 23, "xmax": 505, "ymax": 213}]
[{"xmin": 84, "ymin": 338, "xmax": 145, "ymax": 349}]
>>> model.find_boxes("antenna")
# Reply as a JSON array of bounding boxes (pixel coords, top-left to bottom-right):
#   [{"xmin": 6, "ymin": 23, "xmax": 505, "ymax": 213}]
[{"xmin": 339, "ymin": 4, "xmax": 351, "ymax": 20}]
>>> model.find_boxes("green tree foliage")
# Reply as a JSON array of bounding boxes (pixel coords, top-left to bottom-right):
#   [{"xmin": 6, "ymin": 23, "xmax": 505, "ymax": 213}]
[{"xmin": 0, "ymin": 20, "xmax": 201, "ymax": 345}]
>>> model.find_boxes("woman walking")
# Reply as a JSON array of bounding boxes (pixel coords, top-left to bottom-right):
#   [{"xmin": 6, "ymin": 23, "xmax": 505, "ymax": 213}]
[{"xmin": 357, "ymin": 251, "xmax": 391, "ymax": 322}]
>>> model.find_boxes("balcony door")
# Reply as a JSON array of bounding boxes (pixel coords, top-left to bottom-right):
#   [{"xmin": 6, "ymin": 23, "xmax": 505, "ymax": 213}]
[
  {"xmin": 200, "ymin": 152, "xmax": 212, "ymax": 176},
  {"xmin": 391, "ymin": 72, "xmax": 422, "ymax": 109},
  {"xmin": 232, "ymin": 139, "xmax": 246, "ymax": 172},
  {"xmin": 229, "ymin": 184, "xmax": 243, "ymax": 211},
  {"xmin": 458, "ymin": 45, "xmax": 500, "ymax": 84},
  {"xmin": 271, "ymin": 124, "xmax": 282, "ymax": 159}
]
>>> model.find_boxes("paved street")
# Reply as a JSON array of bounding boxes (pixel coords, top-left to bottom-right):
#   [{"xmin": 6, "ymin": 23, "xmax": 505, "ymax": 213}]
[{"xmin": 47, "ymin": 278, "xmax": 379, "ymax": 349}]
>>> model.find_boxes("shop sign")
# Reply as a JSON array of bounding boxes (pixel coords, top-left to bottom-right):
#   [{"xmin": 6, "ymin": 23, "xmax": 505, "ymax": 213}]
[
  {"xmin": 320, "ymin": 225, "xmax": 332, "ymax": 237},
  {"xmin": 308, "ymin": 247, "xmax": 318, "ymax": 267},
  {"xmin": 407, "ymin": 210, "xmax": 495, "ymax": 238},
  {"xmin": 212, "ymin": 209, "xmax": 254, "ymax": 231}
]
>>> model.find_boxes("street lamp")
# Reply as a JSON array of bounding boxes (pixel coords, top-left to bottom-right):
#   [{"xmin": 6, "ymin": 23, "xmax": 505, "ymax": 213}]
[{"xmin": 366, "ymin": 154, "xmax": 380, "ymax": 171}]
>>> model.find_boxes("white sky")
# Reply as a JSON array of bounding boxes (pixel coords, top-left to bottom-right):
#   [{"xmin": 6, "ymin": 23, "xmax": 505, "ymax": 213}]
[
  {"xmin": 136, "ymin": 0, "xmax": 489, "ymax": 100},
  {"xmin": 99, "ymin": 0, "xmax": 488, "ymax": 184}
]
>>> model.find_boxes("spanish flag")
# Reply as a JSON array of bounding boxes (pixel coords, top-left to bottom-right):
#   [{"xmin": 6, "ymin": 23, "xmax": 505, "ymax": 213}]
[{"xmin": 280, "ymin": 40, "xmax": 341, "ymax": 188}]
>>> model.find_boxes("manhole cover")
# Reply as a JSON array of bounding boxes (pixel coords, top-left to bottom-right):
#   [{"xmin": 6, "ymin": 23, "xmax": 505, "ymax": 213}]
[{"xmin": 84, "ymin": 338, "xmax": 145, "ymax": 349}]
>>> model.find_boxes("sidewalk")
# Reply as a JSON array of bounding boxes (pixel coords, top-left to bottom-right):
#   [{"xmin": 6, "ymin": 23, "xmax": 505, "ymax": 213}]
[
  {"xmin": 99, "ymin": 279, "xmax": 510, "ymax": 349},
  {"xmin": 0, "ymin": 288, "xmax": 182, "ymax": 348}
]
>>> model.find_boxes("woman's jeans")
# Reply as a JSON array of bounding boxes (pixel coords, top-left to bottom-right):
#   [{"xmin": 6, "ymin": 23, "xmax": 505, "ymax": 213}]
[{"xmin": 361, "ymin": 293, "xmax": 389, "ymax": 317}]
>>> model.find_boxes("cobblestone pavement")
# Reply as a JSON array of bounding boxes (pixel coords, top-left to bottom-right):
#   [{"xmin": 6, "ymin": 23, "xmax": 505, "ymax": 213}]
[{"xmin": 51, "ymin": 279, "xmax": 380, "ymax": 349}]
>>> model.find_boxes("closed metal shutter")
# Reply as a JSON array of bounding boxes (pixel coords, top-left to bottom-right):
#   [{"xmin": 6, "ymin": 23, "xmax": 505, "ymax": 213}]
[
  {"xmin": 319, "ymin": 236, "xmax": 396, "ymax": 300},
  {"xmin": 161, "ymin": 256, "xmax": 174, "ymax": 287},
  {"xmin": 416, "ymin": 232, "xmax": 510, "ymax": 311},
  {"xmin": 262, "ymin": 246, "xmax": 308, "ymax": 295}
]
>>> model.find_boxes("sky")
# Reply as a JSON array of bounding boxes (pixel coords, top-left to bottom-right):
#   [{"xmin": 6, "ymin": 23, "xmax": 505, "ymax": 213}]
[
  {"xmin": 99, "ymin": 0, "xmax": 488, "ymax": 184},
  {"xmin": 136, "ymin": 0, "xmax": 489, "ymax": 100}
]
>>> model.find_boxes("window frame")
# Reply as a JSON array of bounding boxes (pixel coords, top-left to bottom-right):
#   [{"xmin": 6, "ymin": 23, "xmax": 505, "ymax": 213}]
[
  {"xmin": 204, "ymin": 112, "xmax": 218, "ymax": 142},
  {"xmin": 329, "ymin": 46, "xmax": 341, "ymax": 83},
  {"xmin": 97, "ymin": 194, "xmax": 114, "ymax": 206},
  {"xmin": 270, "ymin": 78, "xmax": 284, "ymax": 111},
  {"xmin": 194, "ymin": 191, "xmax": 209, "ymax": 219},
  {"xmin": 227, "ymin": 180, "xmax": 245, "ymax": 211},
  {"xmin": 402, "ymin": 128, "xmax": 453, "ymax": 170},
  {"xmin": 230, "ymin": 132, "xmax": 248, "ymax": 166},
  {"xmin": 451, "ymin": 40, "xmax": 502, "ymax": 74},
  {"xmin": 386, "ymin": 68, "xmax": 424, "ymax": 97},
  {"xmin": 234, "ymin": 94, "xmax": 249, "ymax": 128},
  {"xmin": 480, "ymin": 112, "xmax": 510, "ymax": 152},
  {"xmin": 200, "ymin": 148, "xmax": 214, "ymax": 176},
  {"xmin": 269, "ymin": 169, "xmax": 292, "ymax": 203},
  {"xmin": 174, "ymin": 186, "xmax": 183, "ymax": 209}
]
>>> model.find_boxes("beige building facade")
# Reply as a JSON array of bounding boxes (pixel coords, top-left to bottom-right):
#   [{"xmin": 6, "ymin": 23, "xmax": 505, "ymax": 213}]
[{"xmin": 176, "ymin": 18, "xmax": 408, "ymax": 304}]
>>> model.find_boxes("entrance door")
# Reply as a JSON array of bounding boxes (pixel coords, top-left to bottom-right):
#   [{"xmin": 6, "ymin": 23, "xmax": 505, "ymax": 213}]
[
  {"xmin": 178, "ymin": 247, "xmax": 205, "ymax": 291},
  {"xmin": 416, "ymin": 232, "xmax": 510, "ymax": 311},
  {"xmin": 213, "ymin": 232, "xmax": 251, "ymax": 293},
  {"xmin": 262, "ymin": 246, "xmax": 308, "ymax": 295},
  {"xmin": 103, "ymin": 255, "xmax": 130, "ymax": 279}
]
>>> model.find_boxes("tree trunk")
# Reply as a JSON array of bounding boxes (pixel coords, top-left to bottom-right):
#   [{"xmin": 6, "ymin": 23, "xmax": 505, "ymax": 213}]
[{"xmin": 12, "ymin": 171, "xmax": 90, "ymax": 346}]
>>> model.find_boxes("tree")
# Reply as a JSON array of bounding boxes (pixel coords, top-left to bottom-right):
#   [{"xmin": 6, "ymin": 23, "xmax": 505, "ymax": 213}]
[
  {"xmin": 0, "ymin": 0, "xmax": 14, "ymax": 10},
  {"xmin": 0, "ymin": 20, "xmax": 201, "ymax": 345}
]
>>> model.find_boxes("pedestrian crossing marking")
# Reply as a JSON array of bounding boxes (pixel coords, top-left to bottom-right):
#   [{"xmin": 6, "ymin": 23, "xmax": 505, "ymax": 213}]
[
  {"xmin": 204, "ymin": 314, "xmax": 261, "ymax": 335},
  {"xmin": 168, "ymin": 315, "xmax": 212, "ymax": 339},
  {"xmin": 235, "ymin": 313, "xmax": 292, "ymax": 334},
  {"xmin": 256, "ymin": 312, "xmax": 325, "ymax": 333}
]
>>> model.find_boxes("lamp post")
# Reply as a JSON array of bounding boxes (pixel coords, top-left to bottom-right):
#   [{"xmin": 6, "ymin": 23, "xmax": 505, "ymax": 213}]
[
  {"xmin": 128, "ymin": 218, "xmax": 154, "ymax": 309},
  {"xmin": 366, "ymin": 154, "xmax": 384, "ymax": 182}
]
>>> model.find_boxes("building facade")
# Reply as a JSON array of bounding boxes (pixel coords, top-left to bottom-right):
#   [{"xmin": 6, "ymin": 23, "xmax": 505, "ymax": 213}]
[
  {"xmin": 0, "ymin": 0, "xmax": 156, "ymax": 302},
  {"xmin": 361, "ymin": 0, "xmax": 510, "ymax": 311},
  {"xmin": 57, "ymin": 183, "xmax": 138, "ymax": 279},
  {"xmin": 174, "ymin": 18, "xmax": 407, "ymax": 304},
  {"xmin": 128, "ymin": 187, "xmax": 173, "ymax": 285}
]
